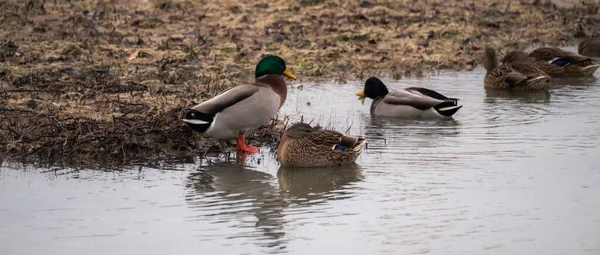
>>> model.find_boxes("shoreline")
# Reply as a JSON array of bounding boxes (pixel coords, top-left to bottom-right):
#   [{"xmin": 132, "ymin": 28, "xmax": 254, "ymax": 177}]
[{"xmin": 1, "ymin": 0, "xmax": 598, "ymax": 163}]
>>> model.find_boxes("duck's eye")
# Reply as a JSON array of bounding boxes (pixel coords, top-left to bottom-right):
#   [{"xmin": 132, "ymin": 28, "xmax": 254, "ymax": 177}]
[{"xmin": 191, "ymin": 112, "xmax": 195, "ymax": 117}]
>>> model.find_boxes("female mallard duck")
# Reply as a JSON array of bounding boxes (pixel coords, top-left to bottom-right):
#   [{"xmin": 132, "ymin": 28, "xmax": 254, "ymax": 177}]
[
  {"xmin": 355, "ymin": 77, "xmax": 462, "ymax": 118},
  {"xmin": 502, "ymin": 50, "xmax": 563, "ymax": 77},
  {"xmin": 183, "ymin": 55, "xmax": 296, "ymax": 153},
  {"xmin": 276, "ymin": 123, "xmax": 366, "ymax": 168},
  {"xmin": 579, "ymin": 38, "xmax": 600, "ymax": 58},
  {"xmin": 529, "ymin": 47, "xmax": 600, "ymax": 76},
  {"xmin": 483, "ymin": 47, "xmax": 550, "ymax": 90}
]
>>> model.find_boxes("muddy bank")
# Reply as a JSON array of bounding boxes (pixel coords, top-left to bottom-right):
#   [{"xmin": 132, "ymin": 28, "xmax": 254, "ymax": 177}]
[{"xmin": 0, "ymin": 0, "xmax": 598, "ymax": 163}]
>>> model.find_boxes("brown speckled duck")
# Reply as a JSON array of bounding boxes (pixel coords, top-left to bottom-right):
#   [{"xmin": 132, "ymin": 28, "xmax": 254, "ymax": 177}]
[
  {"xmin": 276, "ymin": 123, "xmax": 366, "ymax": 168},
  {"xmin": 183, "ymin": 55, "xmax": 296, "ymax": 153},
  {"xmin": 529, "ymin": 47, "xmax": 600, "ymax": 76},
  {"xmin": 483, "ymin": 47, "xmax": 550, "ymax": 90},
  {"xmin": 502, "ymin": 50, "xmax": 563, "ymax": 77},
  {"xmin": 578, "ymin": 38, "xmax": 600, "ymax": 58},
  {"xmin": 355, "ymin": 77, "xmax": 462, "ymax": 118}
]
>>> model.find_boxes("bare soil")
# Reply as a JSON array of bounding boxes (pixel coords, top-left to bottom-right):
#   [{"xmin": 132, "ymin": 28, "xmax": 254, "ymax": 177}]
[{"xmin": 0, "ymin": 0, "xmax": 598, "ymax": 164}]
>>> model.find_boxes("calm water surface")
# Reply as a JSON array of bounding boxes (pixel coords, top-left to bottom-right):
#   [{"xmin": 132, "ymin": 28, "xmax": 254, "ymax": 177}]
[{"xmin": 2, "ymin": 67, "xmax": 600, "ymax": 255}]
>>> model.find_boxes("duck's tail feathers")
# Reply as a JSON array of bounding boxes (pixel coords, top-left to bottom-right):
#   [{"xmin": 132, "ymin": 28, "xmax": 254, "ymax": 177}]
[
  {"xmin": 527, "ymin": 75, "xmax": 551, "ymax": 84},
  {"xmin": 582, "ymin": 63, "xmax": 600, "ymax": 72},
  {"xmin": 182, "ymin": 119, "xmax": 209, "ymax": 125},
  {"xmin": 333, "ymin": 136, "xmax": 367, "ymax": 153},
  {"xmin": 183, "ymin": 110, "xmax": 215, "ymax": 133},
  {"xmin": 434, "ymin": 101, "xmax": 463, "ymax": 117},
  {"xmin": 352, "ymin": 138, "xmax": 367, "ymax": 154},
  {"xmin": 589, "ymin": 57, "xmax": 600, "ymax": 63}
]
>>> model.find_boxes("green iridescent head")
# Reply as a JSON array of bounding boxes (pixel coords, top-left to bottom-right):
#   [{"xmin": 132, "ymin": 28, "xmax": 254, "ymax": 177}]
[{"xmin": 255, "ymin": 55, "xmax": 296, "ymax": 80}]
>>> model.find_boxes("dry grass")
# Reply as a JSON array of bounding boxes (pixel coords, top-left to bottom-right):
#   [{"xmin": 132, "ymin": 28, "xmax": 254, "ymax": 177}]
[{"xmin": 0, "ymin": 0, "xmax": 599, "ymax": 163}]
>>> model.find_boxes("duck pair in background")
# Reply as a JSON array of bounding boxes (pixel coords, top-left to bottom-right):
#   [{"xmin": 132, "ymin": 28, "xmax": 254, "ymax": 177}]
[{"xmin": 482, "ymin": 41, "xmax": 600, "ymax": 90}]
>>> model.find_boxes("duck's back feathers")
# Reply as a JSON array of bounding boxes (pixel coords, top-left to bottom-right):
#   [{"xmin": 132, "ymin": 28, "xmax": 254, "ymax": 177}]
[
  {"xmin": 503, "ymin": 50, "xmax": 565, "ymax": 77},
  {"xmin": 190, "ymin": 84, "xmax": 259, "ymax": 114}
]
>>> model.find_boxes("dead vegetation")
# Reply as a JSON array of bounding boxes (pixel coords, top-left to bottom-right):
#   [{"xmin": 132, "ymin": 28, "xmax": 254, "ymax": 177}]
[{"xmin": 0, "ymin": 0, "xmax": 598, "ymax": 163}]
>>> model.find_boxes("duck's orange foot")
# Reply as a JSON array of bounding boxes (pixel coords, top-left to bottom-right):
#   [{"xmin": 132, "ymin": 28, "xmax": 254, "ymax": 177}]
[{"xmin": 236, "ymin": 134, "xmax": 259, "ymax": 153}]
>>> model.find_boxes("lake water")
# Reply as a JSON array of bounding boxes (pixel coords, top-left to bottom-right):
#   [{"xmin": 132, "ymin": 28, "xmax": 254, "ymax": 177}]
[{"xmin": 1, "ymin": 66, "xmax": 600, "ymax": 255}]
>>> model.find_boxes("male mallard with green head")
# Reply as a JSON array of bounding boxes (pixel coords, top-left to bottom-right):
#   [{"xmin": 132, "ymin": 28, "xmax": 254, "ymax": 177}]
[
  {"xmin": 183, "ymin": 55, "xmax": 296, "ymax": 153},
  {"xmin": 579, "ymin": 38, "xmax": 600, "ymax": 58},
  {"xmin": 483, "ymin": 47, "xmax": 550, "ymax": 90},
  {"xmin": 529, "ymin": 47, "xmax": 600, "ymax": 76},
  {"xmin": 276, "ymin": 123, "xmax": 366, "ymax": 167},
  {"xmin": 355, "ymin": 77, "xmax": 462, "ymax": 118}
]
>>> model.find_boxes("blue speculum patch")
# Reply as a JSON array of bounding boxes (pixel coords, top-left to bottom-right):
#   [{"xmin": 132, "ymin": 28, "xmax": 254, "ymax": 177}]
[
  {"xmin": 550, "ymin": 58, "xmax": 570, "ymax": 67},
  {"xmin": 334, "ymin": 144, "xmax": 347, "ymax": 151}
]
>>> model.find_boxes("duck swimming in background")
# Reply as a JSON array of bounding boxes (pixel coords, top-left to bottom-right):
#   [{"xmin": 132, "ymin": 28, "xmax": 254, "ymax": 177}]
[
  {"xmin": 276, "ymin": 123, "xmax": 366, "ymax": 168},
  {"xmin": 355, "ymin": 77, "xmax": 462, "ymax": 118},
  {"xmin": 483, "ymin": 47, "xmax": 550, "ymax": 90},
  {"xmin": 183, "ymin": 55, "xmax": 296, "ymax": 153},
  {"xmin": 579, "ymin": 38, "xmax": 600, "ymax": 58},
  {"xmin": 528, "ymin": 47, "xmax": 600, "ymax": 77}
]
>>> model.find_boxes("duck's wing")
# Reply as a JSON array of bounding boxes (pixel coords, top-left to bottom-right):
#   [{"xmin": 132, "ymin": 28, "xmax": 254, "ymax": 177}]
[
  {"xmin": 305, "ymin": 130, "xmax": 344, "ymax": 147},
  {"xmin": 504, "ymin": 72, "xmax": 529, "ymax": 87},
  {"xmin": 406, "ymin": 87, "xmax": 458, "ymax": 100},
  {"xmin": 190, "ymin": 84, "xmax": 259, "ymax": 114},
  {"xmin": 382, "ymin": 89, "xmax": 451, "ymax": 110},
  {"xmin": 307, "ymin": 130, "xmax": 365, "ymax": 152}
]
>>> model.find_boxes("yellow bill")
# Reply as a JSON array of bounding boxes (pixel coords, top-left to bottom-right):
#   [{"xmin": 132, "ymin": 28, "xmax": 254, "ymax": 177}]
[
  {"xmin": 283, "ymin": 69, "xmax": 297, "ymax": 80},
  {"xmin": 356, "ymin": 91, "xmax": 366, "ymax": 105}
]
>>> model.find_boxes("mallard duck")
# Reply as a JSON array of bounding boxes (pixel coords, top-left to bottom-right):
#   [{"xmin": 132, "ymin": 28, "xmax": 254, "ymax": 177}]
[
  {"xmin": 183, "ymin": 55, "xmax": 296, "ymax": 153},
  {"xmin": 529, "ymin": 47, "xmax": 600, "ymax": 76},
  {"xmin": 355, "ymin": 77, "xmax": 462, "ymax": 118},
  {"xmin": 276, "ymin": 123, "xmax": 366, "ymax": 168},
  {"xmin": 483, "ymin": 47, "xmax": 550, "ymax": 90},
  {"xmin": 502, "ymin": 50, "xmax": 563, "ymax": 77},
  {"xmin": 579, "ymin": 38, "xmax": 600, "ymax": 58}
]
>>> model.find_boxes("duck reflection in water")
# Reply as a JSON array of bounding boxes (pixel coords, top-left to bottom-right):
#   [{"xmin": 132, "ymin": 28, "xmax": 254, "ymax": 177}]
[
  {"xmin": 485, "ymin": 88, "xmax": 551, "ymax": 103},
  {"xmin": 186, "ymin": 161, "xmax": 287, "ymax": 250},
  {"xmin": 277, "ymin": 164, "xmax": 363, "ymax": 198},
  {"xmin": 185, "ymin": 158, "xmax": 364, "ymax": 251}
]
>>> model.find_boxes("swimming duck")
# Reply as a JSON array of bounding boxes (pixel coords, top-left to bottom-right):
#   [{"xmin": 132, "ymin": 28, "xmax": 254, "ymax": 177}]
[
  {"xmin": 502, "ymin": 50, "xmax": 562, "ymax": 77},
  {"xmin": 483, "ymin": 47, "xmax": 550, "ymax": 90},
  {"xmin": 529, "ymin": 47, "xmax": 600, "ymax": 76},
  {"xmin": 183, "ymin": 55, "xmax": 296, "ymax": 153},
  {"xmin": 579, "ymin": 38, "xmax": 600, "ymax": 58},
  {"xmin": 276, "ymin": 123, "xmax": 366, "ymax": 168},
  {"xmin": 355, "ymin": 77, "xmax": 462, "ymax": 118}
]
